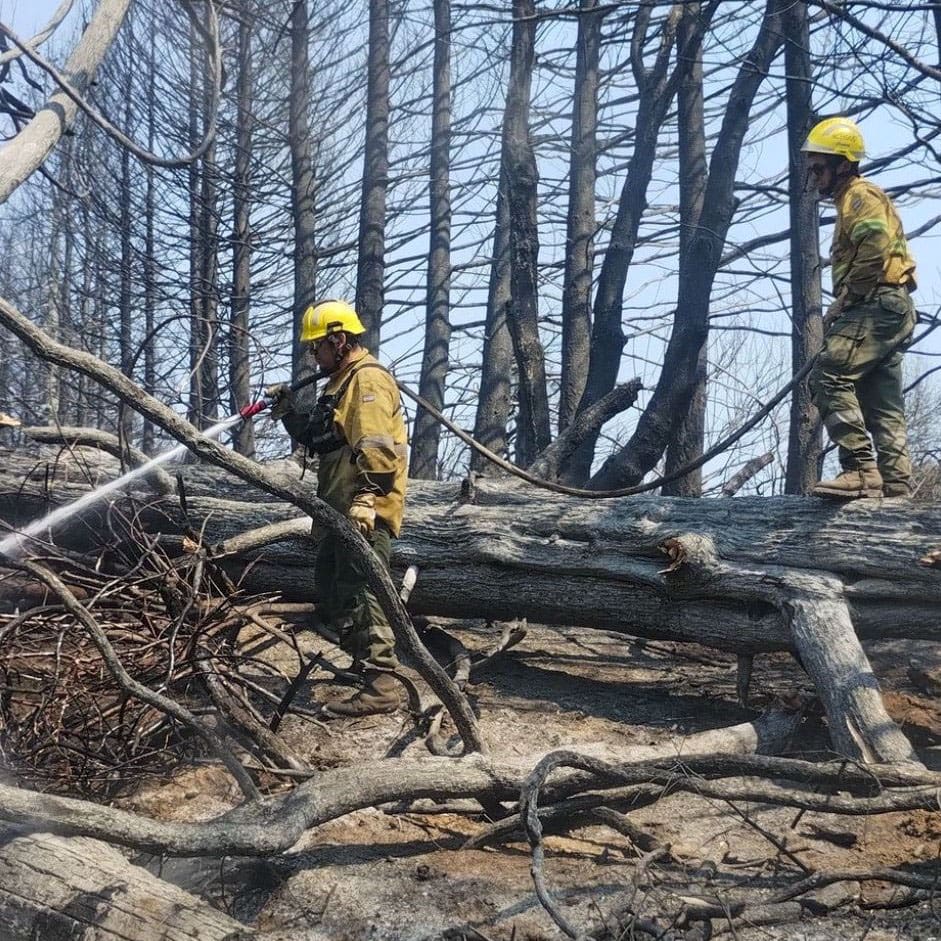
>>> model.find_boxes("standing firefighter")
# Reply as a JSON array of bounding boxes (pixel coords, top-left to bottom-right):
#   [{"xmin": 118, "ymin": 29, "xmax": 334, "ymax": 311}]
[
  {"xmin": 268, "ymin": 300, "xmax": 408, "ymax": 716},
  {"xmin": 803, "ymin": 116, "xmax": 918, "ymax": 499}
]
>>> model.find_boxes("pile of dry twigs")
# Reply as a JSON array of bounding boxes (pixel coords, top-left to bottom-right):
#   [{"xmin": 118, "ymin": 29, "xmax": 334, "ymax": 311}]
[{"xmin": 0, "ymin": 531, "xmax": 299, "ymax": 797}]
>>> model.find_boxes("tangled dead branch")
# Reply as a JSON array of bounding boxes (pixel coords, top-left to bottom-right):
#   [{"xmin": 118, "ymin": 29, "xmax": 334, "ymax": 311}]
[
  {"xmin": 0, "ymin": 546, "xmax": 248, "ymax": 797},
  {"xmin": 0, "ymin": 497, "xmax": 322, "ymax": 798},
  {"xmin": 0, "ymin": 294, "xmax": 485, "ymax": 755},
  {"xmin": 519, "ymin": 749, "xmax": 941, "ymax": 939}
]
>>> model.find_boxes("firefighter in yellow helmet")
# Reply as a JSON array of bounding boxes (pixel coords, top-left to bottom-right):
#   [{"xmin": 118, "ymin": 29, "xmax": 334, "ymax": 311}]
[
  {"xmin": 267, "ymin": 301, "xmax": 408, "ymax": 716},
  {"xmin": 802, "ymin": 117, "xmax": 917, "ymax": 499}
]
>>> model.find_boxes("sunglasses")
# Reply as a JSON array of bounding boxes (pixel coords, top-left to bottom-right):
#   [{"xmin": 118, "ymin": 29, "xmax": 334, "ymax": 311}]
[
  {"xmin": 808, "ymin": 163, "xmax": 829, "ymax": 176},
  {"xmin": 308, "ymin": 336, "xmax": 339, "ymax": 353}
]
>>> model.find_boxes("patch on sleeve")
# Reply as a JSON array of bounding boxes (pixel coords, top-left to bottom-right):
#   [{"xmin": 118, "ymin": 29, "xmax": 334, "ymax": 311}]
[
  {"xmin": 850, "ymin": 195, "xmax": 863, "ymax": 213},
  {"xmin": 362, "ymin": 393, "xmax": 376, "ymax": 403}
]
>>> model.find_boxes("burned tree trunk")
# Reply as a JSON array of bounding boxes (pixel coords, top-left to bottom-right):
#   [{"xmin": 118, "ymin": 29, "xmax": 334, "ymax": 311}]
[
  {"xmin": 410, "ymin": 0, "xmax": 452, "ymax": 480},
  {"xmin": 229, "ymin": 2, "xmax": 256, "ymax": 458},
  {"xmin": 562, "ymin": 2, "xmax": 687, "ymax": 485},
  {"xmin": 500, "ymin": 0, "xmax": 550, "ymax": 467},
  {"xmin": 558, "ymin": 0, "xmax": 602, "ymax": 434},
  {"xmin": 356, "ymin": 0, "xmax": 391, "ymax": 355},
  {"xmin": 288, "ymin": 0, "xmax": 318, "ymax": 385},
  {"xmin": 1, "ymin": 457, "xmax": 937, "ymax": 764},
  {"xmin": 662, "ymin": 0, "xmax": 707, "ymax": 497},
  {"xmin": 590, "ymin": 0, "xmax": 784, "ymax": 490},
  {"xmin": 470, "ymin": 166, "xmax": 513, "ymax": 471},
  {"xmin": 784, "ymin": 0, "xmax": 823, "ymax": 494}
]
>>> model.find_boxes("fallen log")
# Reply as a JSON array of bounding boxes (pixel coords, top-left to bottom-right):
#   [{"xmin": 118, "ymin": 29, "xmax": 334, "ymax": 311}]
[
  {"xmin": 0, "ymin": 712, "xmax": 799, "ymax": 857},
  {"xmin": 0, "ymin": 456, "xmax": 938, "ymax": 762},
  {"xmin": 1, "ymin": 460, "xmax": 936, "ymax": 651},
  {"xmin": 0, "ymin": 828, "xmax": 253, "ymax": 940},
  {"xmin": 1, "ymin": 458, "xmax": 937, "ymax": 650}
]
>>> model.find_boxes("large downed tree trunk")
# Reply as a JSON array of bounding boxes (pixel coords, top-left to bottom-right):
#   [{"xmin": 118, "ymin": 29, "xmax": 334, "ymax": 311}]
[
  {"xmin": 0, "ymin": 459, "xmax": 938, "ymax": 763},
  {"xmin": 1, "ymin": 460, "xmax": 936, "ymax": 651},
  {"xmin": 4, "ymin": 462, "xmax": 928, "ymax": 653}
]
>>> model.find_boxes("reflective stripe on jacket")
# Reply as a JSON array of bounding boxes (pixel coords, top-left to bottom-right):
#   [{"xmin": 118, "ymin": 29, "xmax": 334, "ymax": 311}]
[{"xmin": 831, "ymin": 176, "xmax": 916, "ymax": 301}]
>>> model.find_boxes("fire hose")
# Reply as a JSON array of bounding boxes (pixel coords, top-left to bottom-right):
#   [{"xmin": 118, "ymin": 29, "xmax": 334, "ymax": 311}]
[
  {"xmin": 239, "ymin": 361, "xmax": 815, "ymax": 500},
  {"xmin": 241, "ymin": 310, "xmax": 938, "ymax": 500}
]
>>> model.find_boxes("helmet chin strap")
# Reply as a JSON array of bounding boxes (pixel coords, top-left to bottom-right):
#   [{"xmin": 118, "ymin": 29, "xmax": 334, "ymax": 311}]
[{"xmin": 322, "ymin": 332, "xmax": 352, "ymax": 372}]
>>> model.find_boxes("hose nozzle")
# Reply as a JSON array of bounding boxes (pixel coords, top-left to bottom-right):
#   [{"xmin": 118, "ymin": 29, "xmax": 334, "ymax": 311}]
[
  {"xmin": 238, "ymin": 399, "xmax": 268, "ymax": 419},
  {"xmin": 239, "ymin": 371, "xmax": 325, "ymax": 421}
]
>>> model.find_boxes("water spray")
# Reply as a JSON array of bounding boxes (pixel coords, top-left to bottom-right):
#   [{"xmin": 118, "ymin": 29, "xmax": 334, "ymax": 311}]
[{"xmin": 0, "ymin": 371, "xmax": 324, "ymax": 561}]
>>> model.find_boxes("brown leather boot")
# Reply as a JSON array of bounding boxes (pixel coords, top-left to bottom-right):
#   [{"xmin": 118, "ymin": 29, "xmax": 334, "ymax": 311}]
[
  {"xmin": 322, "ymin": 672, "xmax": 401, "ymax": 718},
  {"xmin": 813, "ymin": 467, "xmax": 883, "ymax": 499}
]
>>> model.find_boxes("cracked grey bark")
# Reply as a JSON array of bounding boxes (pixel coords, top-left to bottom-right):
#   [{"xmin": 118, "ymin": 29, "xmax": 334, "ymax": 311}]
[
  {"xmin": 660, "ymin": 532, "xmax": 920, "ymax": 763},
  {"xmin": 2, "ymin": 469, "xmax": 938, "ymax": 658},
  {"xmin": 0, "ymin": 829, "xmax": 253, "ymax": 940},
  {"xmin": 3, "ymin": 460, "xmax": 938, "ymax": 762}
]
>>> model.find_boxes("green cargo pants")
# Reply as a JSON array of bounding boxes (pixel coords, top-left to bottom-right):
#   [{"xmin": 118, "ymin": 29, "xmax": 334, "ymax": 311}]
[
  {"xmin": 809, "ymin": 286, "xmax": 916, "ymax": 488},
  {"xmin": 314, "ymin": 522, "xmax": 399, "ymax": 671}
]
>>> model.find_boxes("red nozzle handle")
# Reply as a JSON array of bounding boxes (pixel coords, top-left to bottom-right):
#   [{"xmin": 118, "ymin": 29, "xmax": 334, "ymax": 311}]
[
  {"xmin": 239, "ymin": 371, "xmax": 326, "ymax": 420},
  {"xmin": 239, "ymin": 400, "xmax": 268, "ymax": 419}
]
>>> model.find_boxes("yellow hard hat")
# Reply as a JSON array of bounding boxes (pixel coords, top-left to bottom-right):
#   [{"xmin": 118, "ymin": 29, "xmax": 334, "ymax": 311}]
[
  {"xmin": 801, "ymin": 117, "xmax": 865, "ymax": 162},
  {"xmin": 299, "ymin": 300, "xmax": 366, "ymax": 343}
]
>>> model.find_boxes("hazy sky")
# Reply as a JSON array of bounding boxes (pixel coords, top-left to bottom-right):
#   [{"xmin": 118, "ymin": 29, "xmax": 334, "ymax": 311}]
[
  {"xmin": 0, "ymin": 0, "xmax": 80, "ymax": 40},
  {"xmin": 2, "ymin": 0, "xmax": 938, "ymax": 375}
]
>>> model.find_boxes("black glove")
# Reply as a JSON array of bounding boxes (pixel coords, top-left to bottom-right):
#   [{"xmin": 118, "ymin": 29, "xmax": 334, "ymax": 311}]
[{"xmin": 265, "ymin": 383, "xmax": 294, "ymax": 420}]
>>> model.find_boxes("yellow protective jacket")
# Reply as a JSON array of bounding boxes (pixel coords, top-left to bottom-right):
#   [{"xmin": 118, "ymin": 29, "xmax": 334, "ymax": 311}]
[
  {"xmin": 831, "ymin": 176, "xmax": 916, "ymax": 301},
  {"xmin": 289, "ymin": 349, "xmax": 408, "ymax": 536}
]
